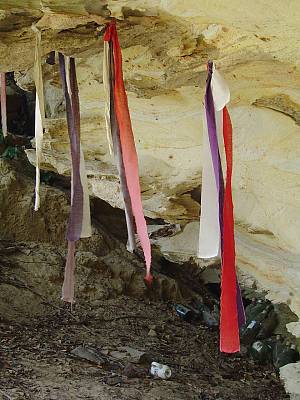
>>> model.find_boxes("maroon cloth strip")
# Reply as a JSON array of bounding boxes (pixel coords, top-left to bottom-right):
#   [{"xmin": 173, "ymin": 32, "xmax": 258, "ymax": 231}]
[
  {"xmin": 69, "ymin": 58, "xmax": 81, "ymax": 139},
  {"xmin": 59, "ymin": 53, "xmax": 83, "ymax": 242}
]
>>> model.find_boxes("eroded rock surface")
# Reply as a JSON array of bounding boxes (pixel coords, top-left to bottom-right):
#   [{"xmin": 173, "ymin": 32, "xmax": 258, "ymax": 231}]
[
  {"xmin": 0, "ymin": 2, "xmax": 300, "ymax": 393},
  {"xmin": 0, "ymin": 160, "xmax": 189, "ymax": 322}
]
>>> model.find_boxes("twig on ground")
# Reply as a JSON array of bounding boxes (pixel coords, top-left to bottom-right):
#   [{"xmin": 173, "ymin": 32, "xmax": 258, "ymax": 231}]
[{"xmin": 0, "ymin": 388, "xmax": 13, "ymax": 400}]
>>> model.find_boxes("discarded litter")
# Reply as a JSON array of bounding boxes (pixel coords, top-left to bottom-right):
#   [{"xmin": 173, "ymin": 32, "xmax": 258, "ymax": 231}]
[
  {"xmin": 176, "ymin": 295, "xmax": 298, "ymax": 371},
  {"xmin": 240, "ymin": 306, "xmax": 272, "ymax": 345},
  {"xmin": 250, "ymin": 340, "xmax": 273, "ymax": 364},
  {"xmin": 203, "ymin": 304, "xmax": 219, "ymax": 328},
  {"xmin": 150, "ymin": 362, "xmax": 172, "ymax": 379},
  {"xmin": 273, "ymin": 343, "xmax": 300, "ymax": 369},
  {"xmin": 175, "ymin": 304, "xmax": 194, "ymax": 321},
  {"xmin": 174, "ymin": 302, "xmax": 220, "ymax": 328},
  {"xmin": 245, "ymin": 299, "xmax": 272, "ymax": 323},
  {"xmin": 257, "ymin": 310, "xmax": 278, "ymax": 340}
]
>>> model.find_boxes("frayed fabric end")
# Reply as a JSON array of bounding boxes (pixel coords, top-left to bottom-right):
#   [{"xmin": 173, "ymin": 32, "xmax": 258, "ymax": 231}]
[
  {"xmin": 144, "ymin": 273, "xmax": 153, "ymax": 287},
  {"xmin": 61, "ymin": 241, "xmax": 76, "ymax": 303}
]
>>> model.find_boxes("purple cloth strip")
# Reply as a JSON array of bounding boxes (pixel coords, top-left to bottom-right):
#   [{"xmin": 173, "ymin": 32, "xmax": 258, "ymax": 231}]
[
  {"xmin": 205, "ymin": 61, "xmax": 245, "ymax": 326},
  {"xmin": 59, "ymin": 53, "xmax": 83, "ymax": 242},
  {"xmin": 108, "ymin": 41, "xmax": 136, "ymax": 252},
  {"xmin": 70, "ymin": 58, "xmax": 81, "ymax": 140},
  {"xmin": 236, "ymin": 280, "xmax": 246, "ymax": 326},
  {"xmin": 205, "ymin": 63, "xmax": 222, "ymax": 192},
  {"xmin": 205, "ymin": 62, "xmax": 225, "ymax": 250},
  {"xmin": 46, "ymin": 51, "xmax": 56, "ymax": 65}
]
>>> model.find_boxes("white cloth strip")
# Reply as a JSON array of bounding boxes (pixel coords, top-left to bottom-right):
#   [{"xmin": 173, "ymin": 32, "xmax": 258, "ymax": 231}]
[
  {"xmin": 211, "ymin": 66, "xmax": 230, "ymax": 112},
  {"xmin": 198, "ymin": 104, "xmax": 221, "ymax": 259},
  {"xmin": 32, "ymin": 27, "xmax": 45, "ymax": 211}
]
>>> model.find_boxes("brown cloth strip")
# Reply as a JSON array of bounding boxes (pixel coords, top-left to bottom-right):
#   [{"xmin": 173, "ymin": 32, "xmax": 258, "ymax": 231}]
[{"xmin": 59, "ymin": 53, "xmax": 84, "ymax": 303}]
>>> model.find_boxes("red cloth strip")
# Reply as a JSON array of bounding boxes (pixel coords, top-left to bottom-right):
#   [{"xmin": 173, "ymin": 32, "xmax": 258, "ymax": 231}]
[
  {"xmin": 108, "ymin": 41, "xmax": 137, "ymax": 252},
  {"xmin": 220, "ymin": 106, "xmax": 239, "ymax": 353},
  {"xmin": 104, "ymin": 22, "xmax": 152, "ymax": 284}
]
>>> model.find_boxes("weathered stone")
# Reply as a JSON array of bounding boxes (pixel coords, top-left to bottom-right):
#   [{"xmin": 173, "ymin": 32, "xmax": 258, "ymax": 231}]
[{"xmin": 0, "ymin": 2, "xmax": 300, "ymax": 394}]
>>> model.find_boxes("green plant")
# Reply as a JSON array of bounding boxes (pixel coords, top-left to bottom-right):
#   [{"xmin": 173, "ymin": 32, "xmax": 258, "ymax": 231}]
[
  {"xmin": 40, "ymin": 171, "xmax": 54, "ymax": 185},
  {"xmin": 1, "ymin": 145, "xmax": 21, "ymax": 159}
]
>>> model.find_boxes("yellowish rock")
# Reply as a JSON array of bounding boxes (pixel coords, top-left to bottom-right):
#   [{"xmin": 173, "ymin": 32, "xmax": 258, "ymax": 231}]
[{"xmin": 0, "ymin": 4, "xmax": 300, "ymax": 392}]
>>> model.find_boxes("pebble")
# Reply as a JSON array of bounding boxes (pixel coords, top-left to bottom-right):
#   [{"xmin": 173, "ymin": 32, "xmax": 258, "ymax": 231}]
[{"xmin": 123, "ymin": 362, "xmax": 143, "ymax": 378}]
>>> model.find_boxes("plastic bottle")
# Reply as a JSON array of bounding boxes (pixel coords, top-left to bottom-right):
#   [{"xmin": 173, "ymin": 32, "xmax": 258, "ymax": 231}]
[
  {"xmin": 257, "ymin": 310, "xmax": 278, "ymax": 340},
  {"xmin": 150, "ymin": 362, "xmax": 172, "ymax": 379},
  {"xmin": 240, "ymin": 299, "xmax": 266, "ymax": 337},
  {"xmin": 250, "ymin": 340, "xmax": 273, "ymax": 364},
  {"xmin": 273, "ymin": 344, "xmax": 300, "ymax": 369},
  {"xmin": 193, "ymin": 302, "xmax": 218, "ymax": 327},
  {"xmin": 272, "ymin": 335, "xmax": 285, "ymax": 364},
  {"xmin": 174, "ymin": 304, "xmax": 193, "ymax": 321},
  {"xmin": 245, "ymin": 298, "xmax": 257, "ymax": 321},
  {"xmin": 240, "ymin": 307, "xmax": 270, "ymax": 345},
  {"xmin": 246, "ymin": 299, "xmax": 272, "ymax": 323}
]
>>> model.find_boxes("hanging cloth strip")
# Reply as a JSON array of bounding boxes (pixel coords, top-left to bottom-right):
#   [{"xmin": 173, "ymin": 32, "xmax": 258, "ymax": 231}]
[
  {"xmin": 103, "ymin": 21, "xmax": 152, "ymax": 283},
  {"xmin": 0, "ymin": 73, "xmax": 7, "ymax": 138},
  {"xmin": 59, "ymin": 53, "xmax": 91, "ymax": 303},
  {"xmin": 210, "ymin": 65, "xmax": 246, "ymax": 332},
  {"xmin": 103, "ymin": 41, "xmax": 114, "ymax": 155},
  {"xmin": 103, "ymin": 29, "xmax": 136, "ymax": 253},
  {"xmin": 198, "ymin": 61, "xmax": 245, "ymax": 353},
  {"xmin": 32, "ymin": 25, "xmax": 45, "ymax": 211},
  {"xmin": 108, "ymin": 39, "xmax": 136, "ymax": 253}
]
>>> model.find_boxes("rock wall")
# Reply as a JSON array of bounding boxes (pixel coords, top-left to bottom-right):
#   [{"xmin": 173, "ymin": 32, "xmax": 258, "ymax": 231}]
[
  {"xmin": 0, "ymin": 1, "xmax": 300, "ymax": 383},
  {"xmin": 0, "ymin": 159, "xmax": 189, "ymax": 323}
]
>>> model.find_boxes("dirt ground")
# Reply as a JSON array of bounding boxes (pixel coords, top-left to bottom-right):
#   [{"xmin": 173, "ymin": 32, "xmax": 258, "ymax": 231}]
[
  {"xmin": 0, "ymin": 160, "xmax": 290, "ymax": 399},
  {"xmin": 0, "ymin": 295, "xmax": 289, "ymax": 400}
]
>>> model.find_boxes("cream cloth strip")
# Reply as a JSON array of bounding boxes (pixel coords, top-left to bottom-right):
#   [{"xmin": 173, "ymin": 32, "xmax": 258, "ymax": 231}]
[{"xmin": 32, "ymin": 26, "xmax": 45, "ymax": 211}]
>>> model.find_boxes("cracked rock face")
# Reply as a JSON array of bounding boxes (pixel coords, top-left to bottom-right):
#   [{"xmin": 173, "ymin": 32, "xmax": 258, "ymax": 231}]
[{"xmin": 0, "ymin": 0, "xmax": 300, "ymax": 358}]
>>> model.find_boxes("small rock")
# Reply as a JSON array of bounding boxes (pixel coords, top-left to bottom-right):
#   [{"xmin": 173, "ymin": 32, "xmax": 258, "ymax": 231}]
[
  {"xmin": 239, "ymin": 345, "xmax": 248, "ymax": 357},
  {"xmin": 0, "ymin": 358, "xmax": 9, "ymax": 369},
  {"xmin": 71, "ymin": 344, "xmax": 106, "ymax": 365},
  {"xmin": 105, "ymin": 375, "xmax": 123, "ymax": 386},
  {"xmin": 123, "ymin": 362, "xmax": 143, "ymax": 378},
  {"xmin": 117, "ymin": 346, "xmax": 150, "ymax": 364},
  {"xmin": 148, "ymin": 329, "xmax": 157, "ymax": 337}
]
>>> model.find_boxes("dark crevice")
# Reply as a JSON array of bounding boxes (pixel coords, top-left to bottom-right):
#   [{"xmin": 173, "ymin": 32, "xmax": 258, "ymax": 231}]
[{"xmin": 0, "ymin": 72, "xmax": 35, "ymax": 137}]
